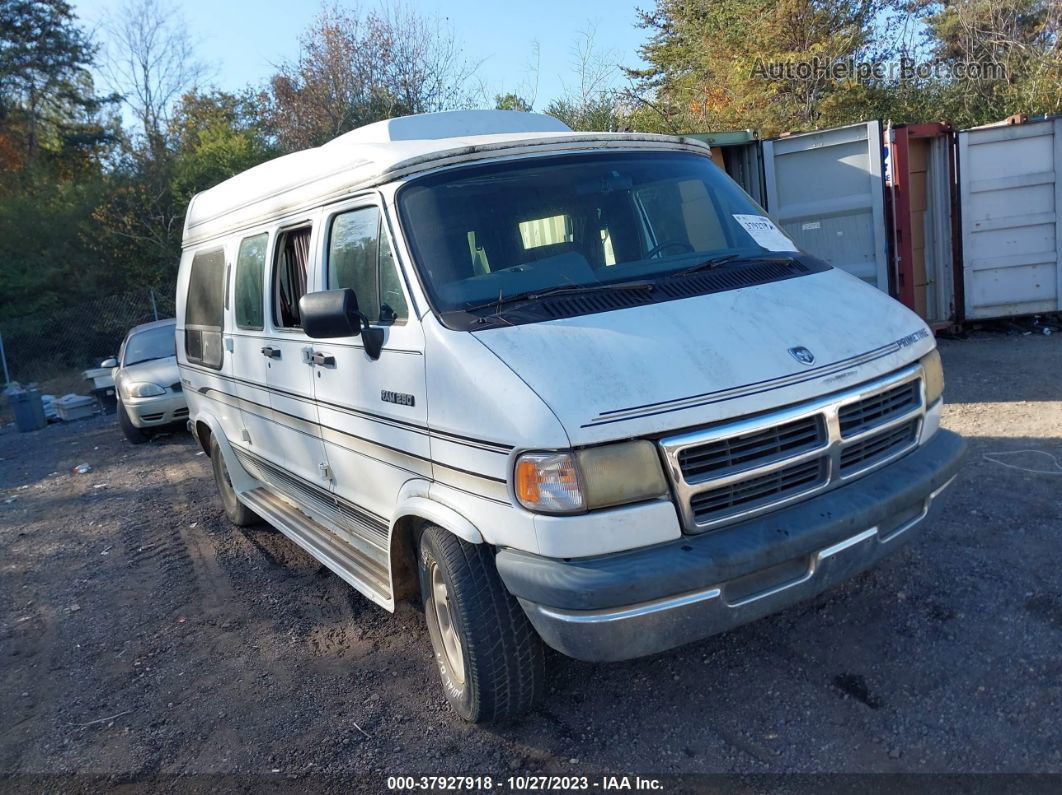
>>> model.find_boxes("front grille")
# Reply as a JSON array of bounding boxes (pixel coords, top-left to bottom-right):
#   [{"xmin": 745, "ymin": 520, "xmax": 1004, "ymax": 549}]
[
  {"xmin": 660, "ymin": 366, "xmax": 925, "ymax": 534},
  {"xmin": 690, "ymin": 458, "xmax": 828, "ymax": 524},
  {"xmin": 140, "ymin": 412, "xmax": 164, "ymax": 422},
  {"xmin": 839, "ymin": 420, "xmax": 918, "ymax": 473},
  {"xmin": 173, "ymin": 407, "xmax": 189, "ymax": 418},
  {"xmin": 839, "ymin": 381, "xmax": 919, "ymax": 437},
  {"xmin": 679, "ymin": 415, "xmax": 825, "ymax": 483}
]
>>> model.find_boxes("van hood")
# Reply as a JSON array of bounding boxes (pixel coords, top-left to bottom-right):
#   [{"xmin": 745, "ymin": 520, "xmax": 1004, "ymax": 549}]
[{"xmin": 472, "ymin": 269, "xmax": 935, "ymax": 445}]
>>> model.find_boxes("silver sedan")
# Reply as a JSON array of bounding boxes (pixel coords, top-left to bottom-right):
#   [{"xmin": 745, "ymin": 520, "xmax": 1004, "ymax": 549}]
[{"xmin": 106, "ymin": 319, "xmax": 188, "ymax": 443}]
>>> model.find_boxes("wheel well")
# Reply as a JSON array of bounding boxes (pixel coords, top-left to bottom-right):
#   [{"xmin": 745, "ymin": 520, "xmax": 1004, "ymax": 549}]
[
  {"xmin": 195, "ymin": 421, "xmax": 213, "ymax": 457},
  {"xmin": 390, "ymin": 515, "xmax": 428, "ymax": 602}
]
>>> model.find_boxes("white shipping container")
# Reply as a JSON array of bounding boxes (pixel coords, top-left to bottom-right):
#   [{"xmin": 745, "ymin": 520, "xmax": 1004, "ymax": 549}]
[{"xmin": 958, "ymin": 117, "xmax": 1062, "ymax": 320}]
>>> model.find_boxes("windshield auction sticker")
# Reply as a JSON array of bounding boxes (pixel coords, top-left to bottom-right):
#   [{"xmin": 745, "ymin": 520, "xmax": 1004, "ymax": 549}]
[{"xmin": 733, "ymin": 214, "xmax": 799, "ymax": 252}]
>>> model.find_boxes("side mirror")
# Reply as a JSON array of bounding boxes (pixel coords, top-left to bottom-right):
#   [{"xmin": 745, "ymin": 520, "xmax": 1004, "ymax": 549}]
[
  {"xmin": 101, "ymin": 357, "xmax": 118, "ymax": 368},
  {"xmin": 299, "ymin": 288, "xmax": 384, "ymax": 360}
]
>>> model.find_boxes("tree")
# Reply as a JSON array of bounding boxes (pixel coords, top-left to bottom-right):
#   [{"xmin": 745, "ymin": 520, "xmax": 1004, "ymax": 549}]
[
  {"xmin": 628, "ymin": 0, "xmax": 894, "ymax": 135},
  {"xmin": 545, "ymin": 25, "xmax": 626, "ymax": 131},
  {"xmin": 0, "ymin": 0, "xmax": 114, "ymax": 170},
  {"xmin": 169, "ymin": 89, "xmax": 277, "ymax": 205},
  {"xmin": 264, "ymin": 3, "xmax": 478, "ymax": 152},
  {"xmin": 494, "ymin": 92, "xmax": 532, "ymax": 112},
  {"xmin": 101, "ymin": 0, "xmax": 205, "ymax": 165},
  {"xmin": 918, "ymin": 0, "xmax": 1061, "ymax": 124}
]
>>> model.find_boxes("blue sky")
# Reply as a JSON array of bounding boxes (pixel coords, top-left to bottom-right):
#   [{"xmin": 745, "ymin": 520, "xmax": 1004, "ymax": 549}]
[{"xmin": 72, "ymin": 0, "xmax": 650, "ymax": 108}]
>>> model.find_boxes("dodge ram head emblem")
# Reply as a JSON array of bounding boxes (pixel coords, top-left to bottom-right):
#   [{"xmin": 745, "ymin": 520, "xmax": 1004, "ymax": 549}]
[{"xmin": 788, "ymin": 346, "xmax": 815, "ymax": 365}]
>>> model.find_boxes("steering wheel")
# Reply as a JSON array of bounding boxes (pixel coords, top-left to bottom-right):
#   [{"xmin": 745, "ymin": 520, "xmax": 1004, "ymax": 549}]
[{"xmin": 646, "ymin": 240, "xmax": 694, "ymax": 259}]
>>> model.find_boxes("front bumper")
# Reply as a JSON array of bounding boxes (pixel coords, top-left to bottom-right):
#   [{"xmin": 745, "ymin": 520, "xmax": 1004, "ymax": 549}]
[
  {"xmin": 125, "ymin": 393, "xmax": 188, "ymax": 427},
  {"xmin": 496, "ymin": 429, "xmax": 965, "ymax": 662}
]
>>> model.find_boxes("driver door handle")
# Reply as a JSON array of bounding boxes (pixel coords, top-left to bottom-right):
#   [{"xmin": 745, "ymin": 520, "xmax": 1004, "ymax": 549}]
[
  {"xmin": 261, "ymin": 346, "xmax": 281, "ymax": 359},
  {"xmin": 310, "ymin": 351, "xmax": 335, "ymax": 367}
]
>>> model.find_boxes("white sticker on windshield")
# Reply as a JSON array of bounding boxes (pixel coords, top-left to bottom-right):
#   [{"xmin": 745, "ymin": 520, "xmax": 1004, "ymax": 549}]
[{"xmin": 733, "ymin": 214, "xmax": 799, "ymax": 252}]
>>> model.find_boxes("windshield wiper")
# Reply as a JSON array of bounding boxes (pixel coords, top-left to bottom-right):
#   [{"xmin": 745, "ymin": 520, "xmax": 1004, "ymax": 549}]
[
  {"xmin": 460, "ymin": 279, "xmax": 655, "ymax": 314},
  {"xmin": 669, "ymin": 253, "xmax": 797, "ymax": 278},
  {"xmin": 125, "ymin": 355, "xmax": 172, "ymax": 366}
]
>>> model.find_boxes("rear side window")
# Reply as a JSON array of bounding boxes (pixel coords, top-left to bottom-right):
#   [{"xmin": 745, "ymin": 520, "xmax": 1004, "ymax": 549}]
[
  {"xmin": 273, "ymin": 226, "xmax": 312, "ymax": 329},
  {"xmin": 235, "ymin": 233, "xmax": 267, "ymax": 330},
  {"xmin": 184, "ymin": 248, "xmax": 225, "ymax": 368},
  {"xmin": 327, "ymin": 207, "xmax": 408, "ymax": 324}
]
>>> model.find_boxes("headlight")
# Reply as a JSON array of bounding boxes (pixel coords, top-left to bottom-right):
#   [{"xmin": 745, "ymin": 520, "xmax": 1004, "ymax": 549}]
[
  {"xmin": 514, "ymin": 440, "xmax": 668, "ymax": 514},
  {"xmin": 920, "ymin": 348, "xmax": 944, "ymax": 405},
  {"xmin": 126, "ymin": 382, "xmax": 166, "ymax": 398}
]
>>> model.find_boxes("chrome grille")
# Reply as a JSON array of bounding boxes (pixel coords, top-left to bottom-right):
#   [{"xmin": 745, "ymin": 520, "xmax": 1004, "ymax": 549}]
[
  {"xmin": 839, "ymin": 381, "xmax": 919, "ymax": 437},
  {"xmin": 690, "ymin": 458, "xmax": 828, "ymax": 523},
  {"xmin": 839, "ymin": 419, "xmax": 919, "ymax": 473},
  {"xmin": 660, "ymin": 364, "xmax": 926, "ymax": 533},
  {"xmin": 679, "ymin": 415, "xmax": 826, "ymax": 483}
]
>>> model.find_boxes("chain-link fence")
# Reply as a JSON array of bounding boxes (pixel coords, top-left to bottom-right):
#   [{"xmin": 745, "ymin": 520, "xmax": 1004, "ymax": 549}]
[{"xmin": 0, "ymin": 285, "xmax": 177, "ymax": 387}]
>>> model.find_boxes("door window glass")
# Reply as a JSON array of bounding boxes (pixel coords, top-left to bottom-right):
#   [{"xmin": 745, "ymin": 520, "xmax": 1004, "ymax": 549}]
[
  {"xmin": 235, "ymin": 232, "xmax": 267, "ymax": 330},
  {"xmin": 328, "ymin": 207, "xmax": 408, "ymax": 324}
]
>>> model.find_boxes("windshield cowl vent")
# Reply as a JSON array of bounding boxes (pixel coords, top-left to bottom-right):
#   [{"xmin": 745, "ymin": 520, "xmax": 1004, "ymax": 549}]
[
  {"xmin": 532, "ymin": 260, "xmax": 812, "ymax": 322},
  {"xmin": 538, "ymin": 289, "xmax": 655, "ymax": 319},
  {"xmin": 655, "ymin": 260, "xmax": 810, "ymax": 300}
]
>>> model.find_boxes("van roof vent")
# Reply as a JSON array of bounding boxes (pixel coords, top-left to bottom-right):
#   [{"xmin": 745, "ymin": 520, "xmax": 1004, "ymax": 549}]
[{"xmin": 326, "ymin": 110, "xmax": 572, "ymax": 145}]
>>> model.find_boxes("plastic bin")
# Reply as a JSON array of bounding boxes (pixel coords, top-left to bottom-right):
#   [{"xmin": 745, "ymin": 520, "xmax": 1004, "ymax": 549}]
[{"xmin": 8, "ymin": 389, "xmax": 47, "ymax": 432}]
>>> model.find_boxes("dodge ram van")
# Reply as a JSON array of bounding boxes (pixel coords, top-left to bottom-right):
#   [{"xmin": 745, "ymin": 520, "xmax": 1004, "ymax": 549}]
[{"xmin": 176, "ymin": 110, "xmax": 965, "ymax": 722}]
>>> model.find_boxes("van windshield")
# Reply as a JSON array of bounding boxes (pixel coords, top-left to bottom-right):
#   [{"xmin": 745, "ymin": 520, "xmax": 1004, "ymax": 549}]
[{"xmin": 397, "ymin": 151, "xmax": 808, "ymax": 326}]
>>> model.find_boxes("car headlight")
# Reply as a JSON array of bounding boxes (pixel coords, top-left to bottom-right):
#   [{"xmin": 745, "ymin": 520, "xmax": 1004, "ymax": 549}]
[
  {"xmin": 920, "ymin": 348, "xmax": 944, "ymax": 405},
  {"xmin": 125, "ymin": 382, "xmax": 166, "ymax": 398},
  {"xmin": 514, "ymin": 440, "xmax": 668, "ymax": 514}
]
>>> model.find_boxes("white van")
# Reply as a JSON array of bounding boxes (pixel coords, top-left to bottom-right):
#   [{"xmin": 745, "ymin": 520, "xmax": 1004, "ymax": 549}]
[{"xmin": 177, "ymin": 111, "xmax": 964, "ymax": 722}]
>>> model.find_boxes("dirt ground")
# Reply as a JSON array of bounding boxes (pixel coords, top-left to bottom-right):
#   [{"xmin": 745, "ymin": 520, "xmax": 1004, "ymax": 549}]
[{"xmin": 1, "ymin": 333, "xmax": 1061, "ymax": 790}]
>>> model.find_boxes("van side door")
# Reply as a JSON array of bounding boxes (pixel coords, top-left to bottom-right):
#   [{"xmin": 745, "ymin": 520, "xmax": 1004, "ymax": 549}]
[
  {"xmin": 310, "ymin": 199, "xmax": 430, "ymax": 545},
  {"xmin": 224, "ymin": 230, "xmax": 289, "ymax": 480},
  {"xmin": 255, "ymin": 219, "xmax": 332, "ymax": 494}
]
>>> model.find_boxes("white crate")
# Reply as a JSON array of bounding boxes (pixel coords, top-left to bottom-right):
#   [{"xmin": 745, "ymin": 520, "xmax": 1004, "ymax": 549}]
[{"xmin": 55, "ymin": 395, "xmax": 96, "ymax": 421}]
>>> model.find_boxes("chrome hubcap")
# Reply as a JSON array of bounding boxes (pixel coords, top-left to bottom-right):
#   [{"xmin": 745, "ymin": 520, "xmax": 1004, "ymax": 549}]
[{"xmin": 430, "ymin": 562, "xmax": 465, "ymax": 684}]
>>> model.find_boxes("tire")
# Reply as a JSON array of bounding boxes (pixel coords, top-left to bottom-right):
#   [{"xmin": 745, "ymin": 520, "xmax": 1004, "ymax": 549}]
[
  {"xmin": 117, "ymin": 398, "xmax": 152, "ymax": 444},
  {"xmin": 209, "ymin": 436, "xmax": 260, "ymax": 527},
  {"xmin": 418, "ymin": 525, "xmax": 545, "ymax": 723}
]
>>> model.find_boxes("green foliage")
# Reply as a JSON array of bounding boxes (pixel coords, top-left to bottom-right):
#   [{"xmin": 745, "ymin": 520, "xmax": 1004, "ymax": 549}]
[
  {"xmin": 0, "ymin": 0, "xmax": 115, "ymax": 170},
  {"xmin": 631, "ymin": 0, "xmax": 1061, "ymax": 134},
  {"xmin": 494, "ymin": 92, "xmax": 532, "ymax": 112},
  {"xmin": 169, "ymin": 89, "xmax": 277, "ymax": 206},
  {"xmin": 916, "ymin": 0, "xmax": 1061, "ymax": 125},
  {"xmin": 630, "ymin": 0, "xmax": 891, "ymax": 135},
  {"xmin": 545, "ymin": 95, "xmax": 625, "ymax": 132}
]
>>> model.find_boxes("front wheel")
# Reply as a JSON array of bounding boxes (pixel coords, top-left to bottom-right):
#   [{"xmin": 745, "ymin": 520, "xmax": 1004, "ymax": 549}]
[
  {"xmin": 117, "ymin": 398, "xmax": 152, "ymax": 444},
  {"xmin": 418, "ymin": 525, "xmax": 545, "ymax": 723},
  {"xmin": 209, "ymin": 436, "xmax": 260, "ymax": 527}
]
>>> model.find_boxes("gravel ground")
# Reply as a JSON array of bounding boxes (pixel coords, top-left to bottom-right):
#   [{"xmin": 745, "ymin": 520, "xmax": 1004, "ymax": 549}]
[{"xmin": 1, "ymin": 333, "xmax": 1060, "ymax": 790}]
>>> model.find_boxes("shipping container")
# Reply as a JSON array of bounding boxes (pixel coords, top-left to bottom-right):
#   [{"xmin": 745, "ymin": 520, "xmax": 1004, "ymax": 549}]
[
  {"xmin": 886, "ymin": 123, "xmax": 961, "ymax": 327},
  {"xmin": 762, "ymin": 121, "xmax": 890, "ymax": 292},
  {"xmin": 687, "ymin": 129, "xmax": 766, "ymax": 206},
  {"xmin": 958, "ymin": 116, "xmax": 1062, "ymax": 320}
]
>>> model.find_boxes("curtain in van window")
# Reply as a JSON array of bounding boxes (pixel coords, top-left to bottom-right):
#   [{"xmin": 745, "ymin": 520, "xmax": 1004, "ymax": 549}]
[{"xmin": 275, "ymin": 227, "xmax": 311, "ymax": 327}]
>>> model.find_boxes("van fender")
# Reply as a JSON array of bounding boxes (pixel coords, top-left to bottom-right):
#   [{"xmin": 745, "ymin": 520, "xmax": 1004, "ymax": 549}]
[
  {"xmin": 390, "ymin": 479, "xmax": 484, "ymax": 545},
  {"xmin": 387, "ymin": 480, "xmax": 485, "ymax": 602},
  {"xmin": 191, "ymin": 411, "xmax": 258, "ymax": 495}
]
